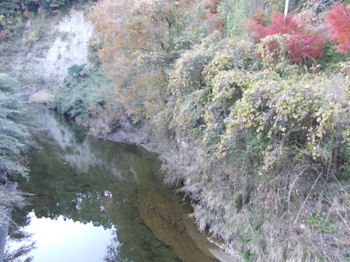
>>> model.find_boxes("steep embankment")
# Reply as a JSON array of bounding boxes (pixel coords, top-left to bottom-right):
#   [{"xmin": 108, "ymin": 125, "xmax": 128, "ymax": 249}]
[{"xmin": 0, "ymin": 8, "xmax": 94, "ymax": 94}]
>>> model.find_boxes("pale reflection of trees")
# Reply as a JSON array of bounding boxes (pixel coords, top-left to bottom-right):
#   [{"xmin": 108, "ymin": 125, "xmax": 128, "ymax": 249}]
[
  {"xmin": 4, "ymin": 216, "xmax": 35, "ymax": 262},
  {"xmin": 104, "ymin": 230, "xmax": 125, "ymax": 262},
  {"xmin": 4, "ymin": 242, "xmax": 35, "ymax": 262}
]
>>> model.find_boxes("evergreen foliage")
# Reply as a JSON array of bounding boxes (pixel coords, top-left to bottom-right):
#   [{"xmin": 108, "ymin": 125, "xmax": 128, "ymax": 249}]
[
  {"xmin": 51, "ymin": 66, "xmax": 123, "ymax": 136},
  {"xmin": 0, "ymin": 73, "xmax": 29, "ymax": 178},
  {"xmin": 51, "ymin": 65, "xmax": 110, "ymax": 120}
]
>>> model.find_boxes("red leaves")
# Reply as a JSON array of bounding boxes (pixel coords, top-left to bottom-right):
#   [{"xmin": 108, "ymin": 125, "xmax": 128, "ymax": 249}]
[
  {"xmin": 326, "ymin": 4, "xmax": 350, "ymax": 53},
  {"xmin": 287, "ymin": 33, "xmax": 324, "ymax": 62},
  {"xmin": 247, "ymin": 4, "xmax": 350, "ymax": 63},
  {"xmin": 247, "ymin": 19, "xmax": 268, "ymax": 41},
  {"xmin": 267, "ymin": 13, "xmax": 300, "ymax": 35},
  {"xmin": 247, "ymin": 13, "xmax": 301, "ymax": 42},
  {"xmin": 247, "ymin": 12, "xmax": 325, "ymax": 63},
  {"xmin": 202, "ymin": 12, "xmax": 225, "ymax": 34}
]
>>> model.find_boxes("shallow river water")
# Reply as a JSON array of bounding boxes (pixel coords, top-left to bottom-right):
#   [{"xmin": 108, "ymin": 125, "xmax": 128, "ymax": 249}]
[{"xmin": 6, "ymin": 105, "xmax": 223, "ymax": 262}]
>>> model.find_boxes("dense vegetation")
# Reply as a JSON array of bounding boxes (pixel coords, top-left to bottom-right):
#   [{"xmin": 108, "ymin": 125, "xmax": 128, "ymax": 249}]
[
  {"xmin": 0, "ymin": 73, "xmax": 29, "ymax": 224},
  {"xmin": 0, "ymin": 74, "xmax": 29, "ymax": 178},
  {"xmin": 50, "ymin": 0, "xmax": 350, "ymax": 261},
  {"xmin": 0, "ymin": 0, "xmax": 94, "ymax": 41},
  {"xmin": 50, "ymin": 65, "xmax": 123, "ymax": 136}
]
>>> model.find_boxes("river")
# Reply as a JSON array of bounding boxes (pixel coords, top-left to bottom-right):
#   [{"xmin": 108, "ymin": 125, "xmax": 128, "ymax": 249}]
[{"xmin": 4, "ymin": 105, "xmax": 225, "ymax": 262}]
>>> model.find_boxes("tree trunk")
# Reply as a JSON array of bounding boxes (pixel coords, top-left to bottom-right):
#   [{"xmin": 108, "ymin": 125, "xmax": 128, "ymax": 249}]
[
  {"xmin": 284, "ymin": 0, "xmax": 290, "ymax": 18},
  {"xmin": 0, "ymin": 183, "xmax": 17, "ymax": 262}
]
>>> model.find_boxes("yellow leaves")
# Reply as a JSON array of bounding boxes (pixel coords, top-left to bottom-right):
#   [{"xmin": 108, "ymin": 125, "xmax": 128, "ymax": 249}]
[
  {"xmin": 211, "ymin": 70, "xmax": 249, "ymax": 103},
  {"xmin": 342, "ymin": 126, "xmax": 350, "ymax": 145},
  {"xmin": 168, "ymin": 47, "xmax": 212, "ymax": 96},
  {"xmin": 257, "ymin": 34, "xmax": 289, "ymax": 68},
  {"xmin": 89, "ymin": 0, "xmax": 182, "ymax": 81},
  {"xmin": 27, "ymin": 31, "xmax": 39, "ymax": 42},
  {"xmin": 216, "ymin": 69, "xmax": 350, "ymax": 170}
]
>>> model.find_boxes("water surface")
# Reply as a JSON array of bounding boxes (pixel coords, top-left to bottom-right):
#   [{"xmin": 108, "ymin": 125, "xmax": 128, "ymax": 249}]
[{"xmin": 6, "ymin": 105, "xmax": 220, "ymax": 262}]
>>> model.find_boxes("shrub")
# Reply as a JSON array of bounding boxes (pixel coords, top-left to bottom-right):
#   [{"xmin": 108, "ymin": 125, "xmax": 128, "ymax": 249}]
[
  {"xmin": 257, "ymin": 34, "xmax": 289, "ymax": 66},
  {"xmin": 266, "ymin": 13, "xmax": 300, "ymax": 36},
  {"xmin": 168, "ymin": 48, "xmax": 213, "ymax": 96},
  {"xmin": 220, "ymin": 72, "xmax": 350, "ymax": 170},
  {"xmin": 203, "ymin": 37, "xmax": 257, "ymax": 84},
  {"xmin": 202, "ymin": 13, "xmax": 225, "ymax": 34},
  {"xmin": 51, "ymin": 66, "xmax": 123, "ymax": 136},
  {"xmin": 318, "ymin": 40, "xmax": 349, "ymax": 67},
  {"xmin": 0, "ymin": 73, "xmax": 29, "ymax": 177},
  {"xmin": 51, "ymin": 66, "xmax": 109, "ymax": 120}
]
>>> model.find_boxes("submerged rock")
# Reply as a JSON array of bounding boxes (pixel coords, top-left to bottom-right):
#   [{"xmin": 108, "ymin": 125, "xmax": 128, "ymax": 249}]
[{"xmin": 136, "ymin": 188, "xmax": 233, "ymax": 262}]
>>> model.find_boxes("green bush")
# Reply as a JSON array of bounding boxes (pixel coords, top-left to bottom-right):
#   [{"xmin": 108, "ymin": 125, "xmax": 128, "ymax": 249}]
[
  {"xmin": 318, "ymin": 40, "xmax": 349, "ymax": 69},
  {"xmin": 0, "ymin": 73, "xmax": 29, "ymax": 177},
  {"xmin": 51, "ymin": 66, "xmax": 123, "ymax": 136},
  {"xmin": 51, "ymin": 65, "xmax": 110, "ymax": 120}
]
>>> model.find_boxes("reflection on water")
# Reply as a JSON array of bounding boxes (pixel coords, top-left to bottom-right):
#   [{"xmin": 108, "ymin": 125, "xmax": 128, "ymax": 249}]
[
  {"xmin": 5, "ymin": 105, "xmax": 220, "ymax": 262},
  {"xmin": 8, "ymin": 212, "xmax": 115, "ymax": 262}
]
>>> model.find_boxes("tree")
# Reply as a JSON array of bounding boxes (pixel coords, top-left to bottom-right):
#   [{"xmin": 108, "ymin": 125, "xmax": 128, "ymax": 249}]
[
  {"xmin": 0, "ymin": 73, "xmax": 29, "ymax": 178},
  {"xmin": 326, "ymin": 4, "xmax": 350, "ymax": 54},
  {"xmin": 247, "ymin": 12, "xmax": 325, "ymax": 63},
  {"xmin": 284, "ymin": 0, "xmax": 290, "ymax": 18},
  {"xmin": 89, "ymin": 0, "xmax": 203, "ymax": 119}
]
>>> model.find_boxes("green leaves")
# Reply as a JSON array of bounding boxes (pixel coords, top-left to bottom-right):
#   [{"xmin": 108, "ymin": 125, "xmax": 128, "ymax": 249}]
[
  {"xmin": 0, "ymin": 73, "xmax": 29, "ymax": 177},
  {"xmin": 50, "ymin": 68, "xmax": 124, "ymax": 136}
]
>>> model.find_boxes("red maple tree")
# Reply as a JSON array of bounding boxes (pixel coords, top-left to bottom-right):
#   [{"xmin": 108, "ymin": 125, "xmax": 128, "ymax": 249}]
[
  {"xmin": 326, "ymin": 4, "xmax": 350, "ymax": 54},
  {"xmin": 287, "ymin": 33, "xmax": 324, "ymax": 62},
  {"xmin": 246, "ymin": 12, "xmax": 325, "ymax": 63}
]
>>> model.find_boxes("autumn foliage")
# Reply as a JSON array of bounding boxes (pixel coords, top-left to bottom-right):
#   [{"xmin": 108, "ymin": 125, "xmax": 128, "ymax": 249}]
[
  {"xmin": 326, "ymin": 4, "xmax": 350, "ymax": 54},
  {"xmin": 204, "ymin": 0, "xmax": 223, "ymax": 13},
  {"xmin": 202, "ymin": 13, "xmax": 225, "ymax": 34},
  {"xmin": 247, "ymin": 12, "xmax": 325, "ymax": 62},
  {"xmin": 287, "ymin": 33, "xmax": 324, "ymax": 62},
  {"xmin": 246, "ymin": 13, "xmax": 300, "ymax": 41}
]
